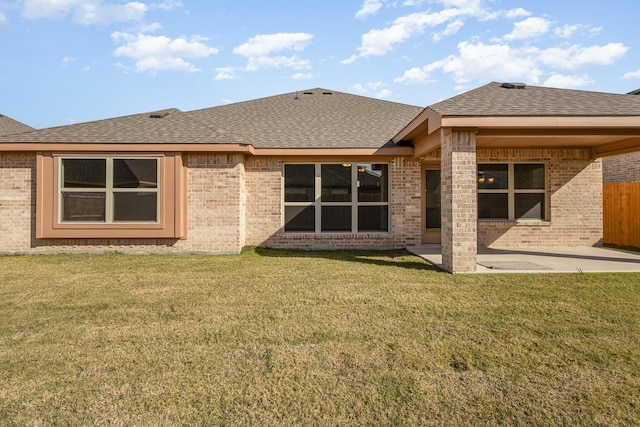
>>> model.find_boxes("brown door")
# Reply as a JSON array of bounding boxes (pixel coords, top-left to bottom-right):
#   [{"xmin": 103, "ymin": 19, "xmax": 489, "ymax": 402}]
[{"xmin": 422, "ymin": 168, "xmax": 441, "ymax": 244}]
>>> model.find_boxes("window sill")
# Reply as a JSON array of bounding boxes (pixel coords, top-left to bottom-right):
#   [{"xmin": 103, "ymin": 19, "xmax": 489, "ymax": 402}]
[
  {"xmin": 282, "ymin": 232, "xmax": 392, "ymax": 238},
  {"xmin": 478, "ymin": 219, "xmax": 551, "ymax": 226},
  {"xmin": 39, "ymin": 223, "xmax": 179, "ymax": 239}
]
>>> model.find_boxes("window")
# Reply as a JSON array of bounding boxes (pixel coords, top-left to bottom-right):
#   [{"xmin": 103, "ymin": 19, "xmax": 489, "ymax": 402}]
[
  {"xmin": 478, "ymin": 163, "xmax": 546, "ymax": 220},
  {"xmin": 60, "ymin": 158, "xmax": 159, "ymax": 223},
  {"xmin": 36, "ymin": 152, "xmax": 186, "ymax": 239},
  {"xmin": 283, "ymin": 163, "xmax": 389, "ymax": 233}
]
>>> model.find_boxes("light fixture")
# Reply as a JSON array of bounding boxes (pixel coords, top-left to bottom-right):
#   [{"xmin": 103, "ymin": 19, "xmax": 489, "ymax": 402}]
[
  {"xmin": 487, "ymin": 177, "xmax": 495, "ymax": 184},
  {"xmin": 342, "ymin": 163, "xmax": 351, "ymax": 168}
]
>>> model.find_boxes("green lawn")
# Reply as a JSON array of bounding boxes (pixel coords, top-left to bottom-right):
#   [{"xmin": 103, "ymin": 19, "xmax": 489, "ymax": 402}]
[{"xmin": 1, "ymin": 248, "xmax": 639, "ymax": 426}]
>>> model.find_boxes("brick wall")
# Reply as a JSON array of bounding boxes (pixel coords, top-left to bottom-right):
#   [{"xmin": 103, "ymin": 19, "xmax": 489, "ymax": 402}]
[
  {"xmin": 0, "ymin": 153, "xmax": 35, "ymax": 252},
  {"xmin": 174, "ymin": 153, "xmax": 246, "ymax": 253},
  {"xmin": 244, "ymin": 156, "xmax": 282, "ymax": 247},
  {"xmin": 603, "ymin": 152, "xmax": 640, "ymax": 184},
  {"xmin": 440, "ymin": 129, "xmax": 478, "ymax": 273},
  {"xmin": 1, "ymin": 153, "xmax": 248, "ymax": 254},
  {"xmin": 0, "ymin": 153, "xmax": 423, "ymax": 254},
  {"xmin": 476, "ymin": 149, "xmax": 602, "ymax": 247},
  {"xmin": 0, "ymin": 149, "xmax": 602, "ymax": 254}
]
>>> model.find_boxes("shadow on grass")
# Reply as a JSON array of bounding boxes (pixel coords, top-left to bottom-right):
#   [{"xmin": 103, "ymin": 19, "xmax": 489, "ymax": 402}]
[{"xmin": 252, "ymin": 247, "xmax": 440, "ymax": 272}]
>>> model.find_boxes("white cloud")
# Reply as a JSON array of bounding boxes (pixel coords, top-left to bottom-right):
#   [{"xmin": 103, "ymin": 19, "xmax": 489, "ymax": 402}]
[
  {"xmin": 214, "ymin": 67, "xmax": 238, "ymax": 80},
  {"xmin": 396, "ymin": 39, "xmax": 629, "ymax": 88},
  {"xmin": 444, "ymin": 41, "xmax": 543, "ymax": 83},
  {"xmin": 432, "ymin": 0, "xmax": 480, "ymax": 8},
  {"xmin": 0, "ymin": 12, "xmax": 7, "ymax": 25},
  {"xmin": 394, "ymin": 67, "xmax": 429, "ymax": 84},
  {"xmin": 539, "ymin": 43, "xmax": 628, "ymax": 70},
  {"xmin": 152, "ymin": 0, "xmax": 183, "ymax": 11},
  {"xmin": 76, "ymin": 2, "xmax": 147, "ymax": 25},
  {"xmin": 233, "ymin": 33, "xmax": 313, "ymax": 72},
  {"xmin": 433, "ymin": 20, "xmax": 463, "ymax": 41},
  {"xmin": 245, "ymin": 56, "xmax": 311, "ymax": 71},
  {"xmin": 350, "ymin": 81, "xmax": 391, "ymax": 98},
  {"xmin": 623, "ymin": 69, "xmax": 640, "ymax": 80},
  {"xmin": 234, "ymin": 33, "xmax": 313, "ymax": 57},
  {"xmin": 343, "ymin": 9, "xmax": 466, "ymax": 63},
  {"xmin": 375, "ymin": 88, "xmax": 393, "ymax": 99},
  {"xmin": 403, "ymin": 0, "xmax": 426, "ymax": 6},
  {"xmin": 396, "ymin": 41, "xmax": 543, "ymax": 85},
  {"xmin": 394, "ymin": 60, "xmax": 446, "ymax": 84},
  {"xmin": 504, "ymin": 8, "xmax": 530, "ymax": 19},
  {"xmin": 572, "ymin": 43, "xmax": 628, "ymax": 65},
  {"xmin": 22, "ymin": 0, "xmax": 148, "ymax": 25},
  {"xmin": 554, "ymin": 24, "xmax": 601, "ymax": 39},
  {"xmin": 293, "ymin": 72, "xmax": 314, "ymax": 80},
  {"xmin": 62, "ymin": 56, "xmax": 77, "ymax": 65},
  {"xmin": 356, "ymin": 0, "xmax": 384, "ymax": 18},
  {"xmin": 352, "ymin": 83, "xmax": 367, "ymax": 94},
  {"xmin": 502, "ymin": 17, "xmax": 551, "ymax": 40},
  {"xmin": 543, "ymin": 73, "xmax": 594, "ymax": 88},
  {"xmin": 112, "ymin": 32, "xmax": 218, "ymax": 73},
  {"xmin": 554, "ymin": 24, "xmax": 579, "ymax": 38}
]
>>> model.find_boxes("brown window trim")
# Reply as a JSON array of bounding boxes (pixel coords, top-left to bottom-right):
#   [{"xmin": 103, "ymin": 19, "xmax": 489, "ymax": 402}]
[{"xmin": 37, "ymin": 152, "xmax": 187, "ymax": 239}]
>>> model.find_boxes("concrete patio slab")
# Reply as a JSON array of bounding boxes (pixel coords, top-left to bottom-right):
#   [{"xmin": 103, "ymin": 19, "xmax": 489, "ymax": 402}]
[{"xmin": 407, "ymin": 245, "xmax": 640, "ymax": 273}]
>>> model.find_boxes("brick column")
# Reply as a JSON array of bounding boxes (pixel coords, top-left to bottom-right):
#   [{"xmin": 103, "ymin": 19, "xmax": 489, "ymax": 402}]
[{"xmin": 441, "ymin": 128, "xmax": 477, "ymax": 273}]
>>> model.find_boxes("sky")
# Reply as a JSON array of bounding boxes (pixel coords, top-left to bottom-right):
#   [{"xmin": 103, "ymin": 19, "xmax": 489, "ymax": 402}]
[{"xmin": 1, "ymin": 0, "xmax": 639, "ymax": 129}]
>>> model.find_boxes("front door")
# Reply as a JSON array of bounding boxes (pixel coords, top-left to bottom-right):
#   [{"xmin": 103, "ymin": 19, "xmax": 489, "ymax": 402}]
[{"xmin": 422, "ymin": 168, "xmax": 441, "ymax": 244}]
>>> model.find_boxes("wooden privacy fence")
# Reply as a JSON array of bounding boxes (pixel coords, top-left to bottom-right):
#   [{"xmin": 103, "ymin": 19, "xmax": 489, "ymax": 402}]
[{"xmin": 603, "ymin": 182, "xmax": 640, "ymax": 248}]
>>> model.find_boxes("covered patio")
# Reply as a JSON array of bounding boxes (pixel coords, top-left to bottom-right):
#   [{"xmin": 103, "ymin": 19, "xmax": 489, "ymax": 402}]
[
  {"xmin": 408, "ymin": 245, "xmax": 640, "ymax": 273},
  {"xmin": 394, "ymin": 82, "xmax": 640, "ymax": 273}
]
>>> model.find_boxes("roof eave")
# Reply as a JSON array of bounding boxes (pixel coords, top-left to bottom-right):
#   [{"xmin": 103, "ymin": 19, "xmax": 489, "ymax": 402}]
[
  {"xmin": 392, "ymin": 107, "xmax": 442, "ymax": 144},
  {"xmin": 440, "ymin": 115, "xmax": 640, "ymax": 128},
  {"xmin": 0, "ymin": 142, "xmax": 255, "ymax": 153}
]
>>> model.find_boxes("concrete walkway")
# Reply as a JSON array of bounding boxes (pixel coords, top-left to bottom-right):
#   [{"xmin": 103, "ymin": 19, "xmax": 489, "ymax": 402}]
[{"xmin": 407, "ymin": 245, "xmax": 640, "ymax": 273}]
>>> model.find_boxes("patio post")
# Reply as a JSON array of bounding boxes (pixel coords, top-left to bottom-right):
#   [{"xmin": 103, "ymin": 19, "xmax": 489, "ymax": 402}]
[{"xmin": 440, "ymin": 128, "xmax": 478, "ymax": 273}]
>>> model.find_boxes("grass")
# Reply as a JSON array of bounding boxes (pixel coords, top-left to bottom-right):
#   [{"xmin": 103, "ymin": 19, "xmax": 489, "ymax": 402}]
[{"xmin": 1, "ymin": 248, "xmax": 639, "ymax": 426}]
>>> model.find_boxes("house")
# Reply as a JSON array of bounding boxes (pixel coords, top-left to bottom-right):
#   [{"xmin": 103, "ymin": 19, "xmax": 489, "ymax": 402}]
[{"xmin": 1, "ymin": 83, "xmax": 640, "ymax": 272}]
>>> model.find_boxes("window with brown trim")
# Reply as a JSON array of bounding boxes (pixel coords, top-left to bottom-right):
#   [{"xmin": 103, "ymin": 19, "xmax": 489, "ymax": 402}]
[{"xmin": 37, "ymin": 153, "xmax": 186, "ymax": 239}]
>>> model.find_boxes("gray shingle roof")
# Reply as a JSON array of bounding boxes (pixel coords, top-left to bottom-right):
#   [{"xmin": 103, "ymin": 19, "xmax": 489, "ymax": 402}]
[
  {"xmin": 0, "ymin": 108, "xmax": 239, "ymax": 144},
  {"xmin": 430, "ymin": 82, "xmax": 640, "ymax": 117},
  {"xmin": 185, "ymin": 88, "xmax": 423, "ymax": 148},
  {"xmin": 0, "ymin": 115, "xmax": 34, "ymax": 136},
  {"xmin": 0, "ymin": 89, "xmax": 422, "ymax": 149}
]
